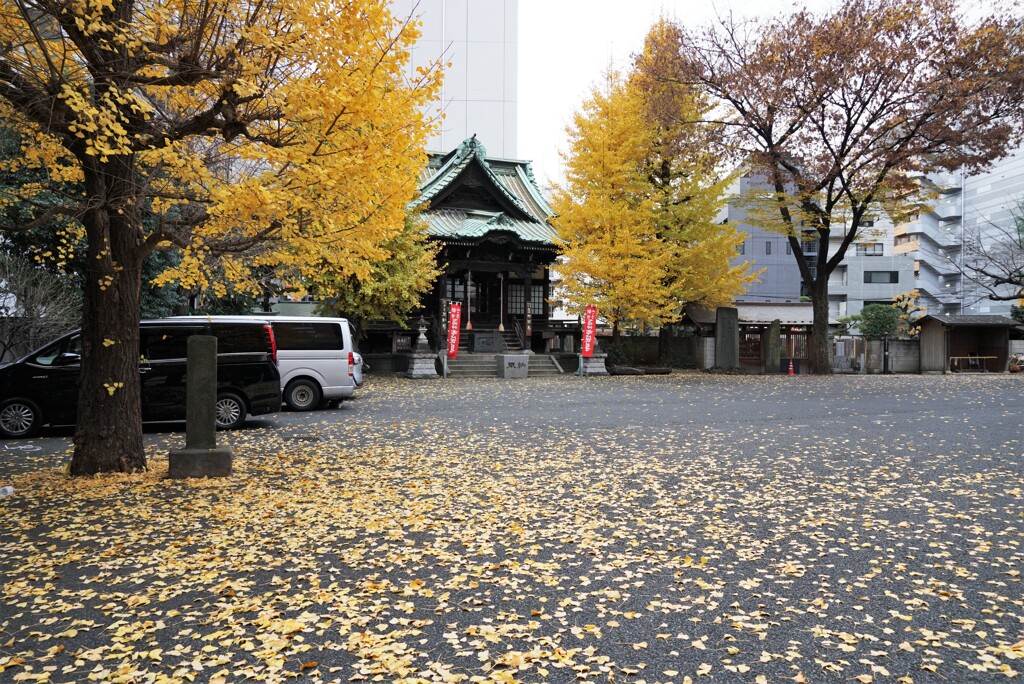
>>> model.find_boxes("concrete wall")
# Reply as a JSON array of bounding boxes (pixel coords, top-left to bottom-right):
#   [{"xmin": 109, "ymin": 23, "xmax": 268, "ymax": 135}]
[
  {"xmin": 614, "ymin": 336, "xmax": 703, "ymax": 367},
  {"xmin": 865, "ymin": 339, "xmax": 921, "ymax": 374}
]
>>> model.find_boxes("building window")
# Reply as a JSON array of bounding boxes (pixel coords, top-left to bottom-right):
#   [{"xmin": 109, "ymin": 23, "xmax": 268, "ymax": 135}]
[
  {"xmin": 508, "ymin": 283, "xmax": 523, "ymax": 314},
  {"xmin": 864, "ymin": 271, "xmax": 899, "ymax": 284},
  {"xmin": 856, "ymin": 242, "xmax": 884, "ymax": 256},
  {"xmin": 861, "ymin": 219, "xmax": 875, "ymax": 228},
  {"xmin": 785, "ymin": 242, "xmax": 791, "ymax": 255},
  {"xmin": 530, "ymin": 285, "xmax": 544, "ymax": 315},
  {"xmin": 765, "ymin": 241, "xmax": 772, "ymax": 255},
  {"xmin": 738, "ymin": 242, "xmax": 745, "ymax": 255},
  {"xmin": 507, "ymin": 284, "xmax": 543, "ymax": 315}
]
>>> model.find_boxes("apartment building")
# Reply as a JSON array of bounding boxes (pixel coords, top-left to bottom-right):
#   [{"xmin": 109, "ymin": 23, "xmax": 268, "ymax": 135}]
[
  {"xmin": 826, "ymin": 216, "xmax": 916, "ymax": 319},
  {"xmin": 725, "ymin": 176, "xmax": 804, "ymax": 304},
  {"xmin": 895, "ymin": 148, "xmax": 1024, "ymax": 316},
  {"xmin": 726, "ymin": 175, "xmax": 914, "ymax": 316}
]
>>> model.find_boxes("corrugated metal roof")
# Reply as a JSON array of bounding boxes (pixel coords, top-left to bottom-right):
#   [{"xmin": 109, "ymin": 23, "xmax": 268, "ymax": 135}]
[
  {"xmin": 921, "ymin": 314, "xmax": 1020, "ymax": 327},
  {"xmin": 426, "ymin": 208, "xmax": 558, "ymax": 245},
  {"xmin": 687, "ymin": 303, "xmax": 834, "ymax": 326}
]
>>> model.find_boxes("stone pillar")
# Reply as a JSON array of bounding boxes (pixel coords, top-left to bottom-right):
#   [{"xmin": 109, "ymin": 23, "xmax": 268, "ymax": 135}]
[
  {"xmin": 765, "ymin": 319, "xmax": 782, "ymax": 374},
  {"xmin": 169, "ymin": 335, "xmax": 233, "ymax": 478},
  {"xmin": 715, "ymin": 307, "xmax": 740, "ymax": 370}
]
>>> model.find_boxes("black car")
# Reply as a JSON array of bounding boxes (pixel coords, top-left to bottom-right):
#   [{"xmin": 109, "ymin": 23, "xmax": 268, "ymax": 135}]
[{"xmin": 0, "ymin": 319, "xmax": 282, "ymax": 438}]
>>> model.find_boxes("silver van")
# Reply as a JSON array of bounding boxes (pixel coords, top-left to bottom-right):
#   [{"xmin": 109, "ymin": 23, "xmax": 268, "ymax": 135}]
[{"xmin": 172, "ymin": 315, "xmax": 363, "ymax": 411}]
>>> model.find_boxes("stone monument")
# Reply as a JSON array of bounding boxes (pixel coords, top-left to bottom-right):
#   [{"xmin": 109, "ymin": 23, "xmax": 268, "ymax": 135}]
[
  {"xmin": 497, "ymin": 353, "xmax": 529, "ymax": 378},
  {"xmin": 579, "ymin": 339, "xmax": 609, "ymax": 376},
  {"xmin": 765, "ymin": 319, "xmax": 782, "ymax": 373},
  {"xmin": 715, "ymin": 307, "xmax": 740, "ymax": 370},
  {"xmin": 168, "ymin": 335, "xmax": 233, "ymax": 478}
]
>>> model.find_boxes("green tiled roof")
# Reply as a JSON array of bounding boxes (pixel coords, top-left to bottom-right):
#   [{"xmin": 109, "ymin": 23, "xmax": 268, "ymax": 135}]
[
  {"xmin": 426, "ymin": 208, "xmax": 558, "ymax": 245},
  {"xmin": 415, "ymin": 136, "xmax": 557, "ymax": 246}
]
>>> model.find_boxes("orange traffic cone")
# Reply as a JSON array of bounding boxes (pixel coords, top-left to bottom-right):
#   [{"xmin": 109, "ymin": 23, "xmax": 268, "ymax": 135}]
[{"xmin": 788, "ymin": 358, "xmax": 795, "ymax": 376}]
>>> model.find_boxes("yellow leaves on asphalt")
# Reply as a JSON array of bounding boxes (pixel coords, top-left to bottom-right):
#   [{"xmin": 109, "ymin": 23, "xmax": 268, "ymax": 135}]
[{"xmin": 0, "ymin": 376, "xmax": 1022, "ymax": 683}]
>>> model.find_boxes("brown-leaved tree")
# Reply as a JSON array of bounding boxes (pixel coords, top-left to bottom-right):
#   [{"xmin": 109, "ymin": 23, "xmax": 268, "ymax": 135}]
[{"xmin": 676, "ymin": 0, "xmax": 1024, "ymax": 373}]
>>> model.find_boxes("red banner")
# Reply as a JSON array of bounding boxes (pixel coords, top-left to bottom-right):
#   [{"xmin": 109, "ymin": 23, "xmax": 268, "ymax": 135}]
[
  {"xmin": 447, "ymin": 302, "xmax": 462, "ymax": 359},
  {"xmin": 581, "ymin": 305, "xmax": 598, "ymax": 358}
]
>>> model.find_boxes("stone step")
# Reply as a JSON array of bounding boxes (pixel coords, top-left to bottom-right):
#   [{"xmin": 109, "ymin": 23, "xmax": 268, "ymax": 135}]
[{"xmin": 444, "ymin": 353, "xmax": 565, "ymax": 378}]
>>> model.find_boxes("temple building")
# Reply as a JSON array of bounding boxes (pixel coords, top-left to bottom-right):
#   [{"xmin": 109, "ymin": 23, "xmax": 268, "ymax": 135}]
[{"xmin": 362, "ymin": 137, "xmax": 576, "ymax": 373}]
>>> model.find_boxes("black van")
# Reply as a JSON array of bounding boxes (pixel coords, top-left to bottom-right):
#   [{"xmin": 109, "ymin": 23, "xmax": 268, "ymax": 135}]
[{"xmin": 0, "ymin": 319, "xmax": 281, "ymax": 438}]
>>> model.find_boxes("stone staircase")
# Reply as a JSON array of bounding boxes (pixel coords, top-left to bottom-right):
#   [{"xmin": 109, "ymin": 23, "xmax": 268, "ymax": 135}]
[
  {"xmin": 445, "ymin": 353, "xmax": 564, "ymax": 378},
  {"xmin": 526, "ymin": 355, "xmax": 563, "ymax": 377},
  {"xmin": 446, "ymin": 354, "xmax": 498, "ymax": 378}
]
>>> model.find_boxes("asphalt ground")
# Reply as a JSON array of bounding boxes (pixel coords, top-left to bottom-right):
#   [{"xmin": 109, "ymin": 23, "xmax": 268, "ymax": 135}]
[{"xmin": 0, "ymin": 372, "xmax": 1022, "ymax": 683}]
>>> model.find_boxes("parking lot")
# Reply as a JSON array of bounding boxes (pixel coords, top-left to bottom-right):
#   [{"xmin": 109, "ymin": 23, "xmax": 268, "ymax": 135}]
[{"xmin": 1, "ymin": 373, "xmax": 1022, "ymax": 683}]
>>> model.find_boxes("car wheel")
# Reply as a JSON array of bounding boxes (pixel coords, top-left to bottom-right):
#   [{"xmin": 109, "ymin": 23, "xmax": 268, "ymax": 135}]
[
  {"xmin": 215, "ymin": 392, "xmax": 247, "ymax": 430},
  {"xmin": 0, "ymin": 398, "xmax": 43, "ymax": 438},
  {"xmin": 285, "ymin": 379, "xmax": 322, "ymax": 412}
]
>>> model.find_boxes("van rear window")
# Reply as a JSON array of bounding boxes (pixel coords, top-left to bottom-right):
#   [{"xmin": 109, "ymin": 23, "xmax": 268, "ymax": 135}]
[
  {"xmin": 273, "ymin": 323, "xmax": 344, "ymax": 351},
  {"xmin": 211, "ymin": 324, "xmax": 271, "ymax": 354}
]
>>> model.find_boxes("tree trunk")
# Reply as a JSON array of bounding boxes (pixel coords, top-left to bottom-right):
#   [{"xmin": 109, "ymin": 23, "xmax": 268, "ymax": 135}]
[
  {"xmin": 658, "ymin": 323, "xmax": 673, "ymax": 365},
  {"xmin": 69, "ymin": 165, "xmax": 146, "ymax": 475},
  {"xmin": 809, "ymin": 278, "xmax": 832, "ymax": 375}
]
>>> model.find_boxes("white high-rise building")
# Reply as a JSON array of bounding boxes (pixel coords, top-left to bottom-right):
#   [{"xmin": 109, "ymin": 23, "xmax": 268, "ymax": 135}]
[
  {"xmin": 392, "ymin": 0, "xmax": 518, "ymax": 158},
  {"xmin": 895, "ymin": 148, "xmax": 1024, "ymax": 316}
]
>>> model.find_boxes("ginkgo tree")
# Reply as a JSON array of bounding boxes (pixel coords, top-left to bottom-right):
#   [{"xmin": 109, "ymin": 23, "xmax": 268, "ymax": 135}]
[
  {"xmin": 553, "ymin": 69, "xmax": 676, "ymax": 345},
  {"xmin": 0, "ymin": 0, "xmax": 442, "ymax": 474},
  {"xmin": 313, "ymin": 212, "xmax": 441, "ymax": 329},
  {"xmin": 553, "ymin": 25, "xmax": 753, "ymax": 346}
]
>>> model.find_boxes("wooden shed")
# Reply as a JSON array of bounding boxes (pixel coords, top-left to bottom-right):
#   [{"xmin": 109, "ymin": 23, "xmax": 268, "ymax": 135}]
[{"xmin": 918, "ymin": 314, "xmax": 1020, "ymax": 373}]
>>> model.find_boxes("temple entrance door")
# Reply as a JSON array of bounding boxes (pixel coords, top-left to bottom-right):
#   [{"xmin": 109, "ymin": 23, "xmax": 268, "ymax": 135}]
[
  {"xmin": 444, "ymin": 272, "xmax": 502, "ymax": 329},
  {"xmin": 470, "ymin": 273, "xmax": 501, "ymax": 328}
]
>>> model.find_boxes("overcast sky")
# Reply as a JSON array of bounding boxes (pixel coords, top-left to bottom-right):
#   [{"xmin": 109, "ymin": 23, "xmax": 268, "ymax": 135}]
[{"xmin": 519, "ymin": 0, "xmax": 970, "ymax": 186}]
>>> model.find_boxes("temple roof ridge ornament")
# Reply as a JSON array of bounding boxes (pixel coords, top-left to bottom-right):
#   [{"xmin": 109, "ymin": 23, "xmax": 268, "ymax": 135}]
[{"xmin": 455, "ymin": 134, "xmax": 488, "ymax": 164}]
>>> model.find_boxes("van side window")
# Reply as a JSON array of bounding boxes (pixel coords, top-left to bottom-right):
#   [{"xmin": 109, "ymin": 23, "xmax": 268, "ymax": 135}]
[
  {"xmin": 141, "ymin": 328, "xmax": 195, "ymax": 360},
  {"xmin": 274, "ymin": 323, "xmax": 344, "ymax": 351},
  {"xmin": 33, "ymin": 335, "xmax": 82, "ymax": 366},
  {"xmin": 211, "ymin": 324, "xmax": 267, "ymax": 353}
]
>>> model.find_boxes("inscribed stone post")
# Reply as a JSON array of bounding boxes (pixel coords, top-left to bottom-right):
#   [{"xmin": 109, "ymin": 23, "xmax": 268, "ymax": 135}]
[
  {"xmin": 765, "ymin": 319, "xmax": 782, "ymax": 374},
  {"xmin": 715, "ymin": 307, "xmax": 740, "ymax": 370},
  {"xmin": 168, "ymin": 335, "xmax": 233, "ymax": 478}
]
